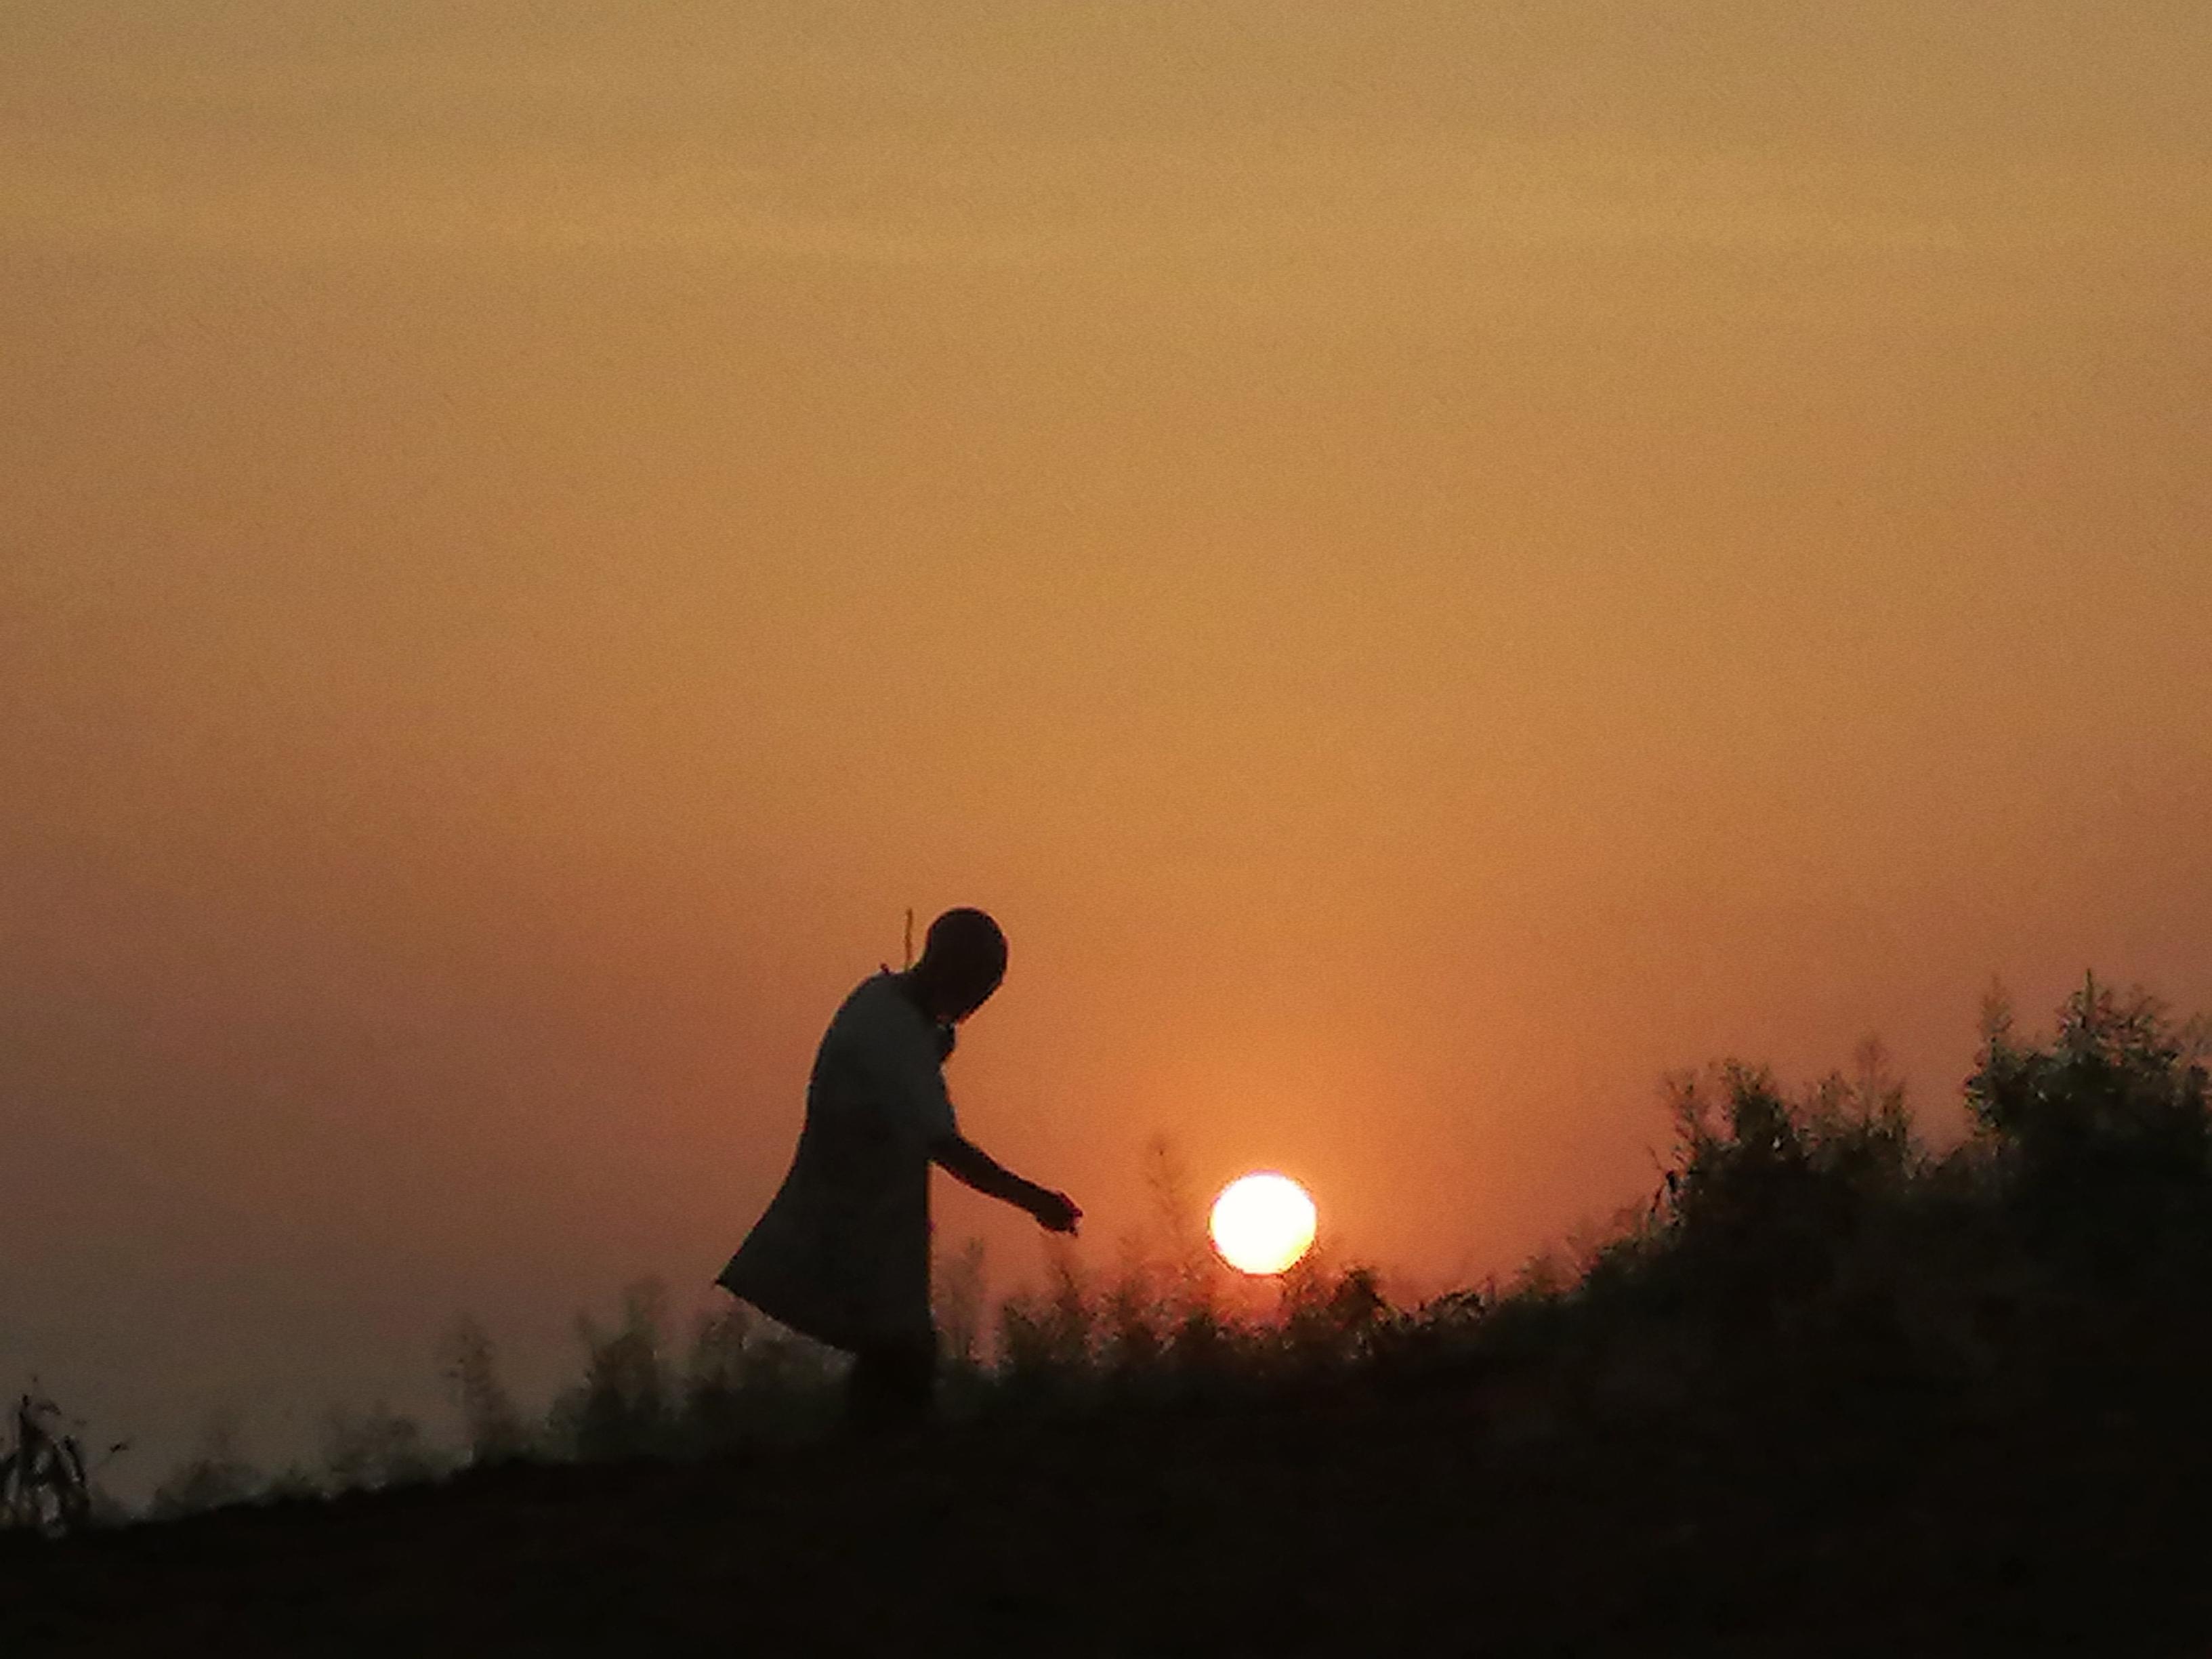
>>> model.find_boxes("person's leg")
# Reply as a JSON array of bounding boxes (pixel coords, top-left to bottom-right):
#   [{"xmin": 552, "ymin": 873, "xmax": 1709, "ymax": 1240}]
[{"xmin": 845, "ymin": 1330, "xmax": 937, "ymax": 1434}]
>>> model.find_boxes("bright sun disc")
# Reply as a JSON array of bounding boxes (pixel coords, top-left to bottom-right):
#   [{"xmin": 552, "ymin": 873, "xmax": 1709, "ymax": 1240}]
[{"xmin": 1209, "ymin": 1173, "xmax": 1318, "ymax": 1276}]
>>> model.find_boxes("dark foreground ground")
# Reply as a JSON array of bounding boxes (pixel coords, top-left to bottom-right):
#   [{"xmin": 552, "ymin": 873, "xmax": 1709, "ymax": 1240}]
[{"xmin": 10, "ymin": 1353, "xmax": 2212, "ymax": 1658}]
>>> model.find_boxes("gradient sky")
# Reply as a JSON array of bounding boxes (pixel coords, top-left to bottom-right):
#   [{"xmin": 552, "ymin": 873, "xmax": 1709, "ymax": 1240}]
[{"xmin": 5, "ymin": 3, "xmax": 2209, "ymax": 1492}]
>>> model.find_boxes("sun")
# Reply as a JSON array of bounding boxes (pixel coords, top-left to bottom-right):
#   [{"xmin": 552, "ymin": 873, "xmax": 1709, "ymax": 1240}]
[{"xmin": 1208, "ymin": 1173, "xmax": 1318, "ymax": 1276}]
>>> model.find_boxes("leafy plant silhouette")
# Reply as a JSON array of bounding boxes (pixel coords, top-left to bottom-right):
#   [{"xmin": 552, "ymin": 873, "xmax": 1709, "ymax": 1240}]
[{"xmin": 0, "ymin": 1390, "xmax": 96, "ymax": 1538}]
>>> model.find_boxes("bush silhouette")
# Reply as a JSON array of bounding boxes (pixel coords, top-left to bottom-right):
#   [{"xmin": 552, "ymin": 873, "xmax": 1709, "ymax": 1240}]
[
  {"xmin": 148, "ymin": 1414, "xmax": 260, "ymax": 1520},
  {"xmin": 438, "ymin": 1316, "xmax": 528, "ymax": 1466},
  {"xmin": 1969, "ymin": 975, "xmax": 2212, "ymax": 1273}
]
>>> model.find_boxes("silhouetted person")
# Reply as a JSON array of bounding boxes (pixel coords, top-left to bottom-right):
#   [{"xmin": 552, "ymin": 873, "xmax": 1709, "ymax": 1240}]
[{"xmin": 717, "ymin": 908, "xmax": 1081, "ymax": 1431}]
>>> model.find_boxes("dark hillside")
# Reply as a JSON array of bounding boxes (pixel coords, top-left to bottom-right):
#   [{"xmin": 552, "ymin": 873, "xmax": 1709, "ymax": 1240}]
[
  {"xmin": 13, "ymin": 1348, "xmax": 2212, "ymax": 1657},
  {"xmin": 13, "ymin": 980, "xmax": 2212, "ymax": 1655}
]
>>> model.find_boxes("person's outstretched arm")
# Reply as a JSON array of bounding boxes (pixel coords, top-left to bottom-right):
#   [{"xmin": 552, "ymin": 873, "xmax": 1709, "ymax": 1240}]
[{"xmin": 930, "ymin": 1133, "xmax": 1081, "ymax": 1234}]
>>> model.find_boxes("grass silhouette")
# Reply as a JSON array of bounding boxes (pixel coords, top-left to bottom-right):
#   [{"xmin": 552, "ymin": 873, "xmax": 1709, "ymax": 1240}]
[{"xmin": 10, "ymin": 975, "xmax": 2212, "ymax": 1652}]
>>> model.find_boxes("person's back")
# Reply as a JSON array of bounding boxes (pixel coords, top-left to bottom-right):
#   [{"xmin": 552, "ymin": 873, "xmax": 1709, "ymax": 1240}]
[
  {"xmin": 719, "ymin": 969, "xmax": 953, "ymax": 1353},
  {"xmin": 717, "ymin": 909, "xmax": 1081, "ymax": 1427}
]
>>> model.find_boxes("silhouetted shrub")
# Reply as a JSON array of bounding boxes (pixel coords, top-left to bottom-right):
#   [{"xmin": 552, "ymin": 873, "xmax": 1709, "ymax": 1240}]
[
  {"xmin": 438, "ymin": 1315, "xmax": 529, "ymax": 1466},
  {"xmin": 1653, "ymin": 1046, "xmax": 1919, "ymax": 1333},
  {"xmin": 934, "ymin": 1238, "xmax": 991, "ymax": 1379},
  {"xmin": 1968, "ymin": 975, "xmax": 2212, "ymax": 1272},
  {"xmin": 148, "ymin": 1415, "xmax": 261, "ymax": 1520},
  {"xmin": 996, "ymin": 1242, "xmax": 1096, "ymax": 1405},
  {"xmin": 322, "ymin": 1403, "xmax": 444, "ymax": 1494},
  {"xmin": 1098, "ymin": 1242, "xmax": 1168, "ymax": 1380},
  {"xmin": 551, "ymin": 1281, "xmax": 680, "ymax": 1462},
  {"xmin": 0, "ymin": 1390, "xmax": 96, "ymax": 1537}
]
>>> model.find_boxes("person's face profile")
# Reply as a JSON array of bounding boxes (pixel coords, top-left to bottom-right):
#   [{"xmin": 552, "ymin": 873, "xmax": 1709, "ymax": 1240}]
[{"xmin": 945, "ymin": 973, "xmax": 1001, "ymax": 1024}]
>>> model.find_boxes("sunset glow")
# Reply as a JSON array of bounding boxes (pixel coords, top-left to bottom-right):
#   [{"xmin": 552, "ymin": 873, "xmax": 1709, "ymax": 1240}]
[
  {"xmin": 1209, "ymin": 1174, "xmax": 1319, "ymax": 1277},
  {"xmin": 2, "ymin": 2, "xmax": 2209, "ymax": 1502}
]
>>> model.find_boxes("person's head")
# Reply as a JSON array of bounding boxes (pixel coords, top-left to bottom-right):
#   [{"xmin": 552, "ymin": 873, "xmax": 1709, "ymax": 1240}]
[{"xmin": 907, "ymin": 907, "xmax": 1007, "ymax": 1023}]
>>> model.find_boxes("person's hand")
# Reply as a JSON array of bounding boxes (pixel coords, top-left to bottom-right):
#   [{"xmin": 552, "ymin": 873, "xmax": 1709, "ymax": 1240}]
[{"xmin": 1028, "ymin": 1188, "xmax": 1081, "ymax": 1235}]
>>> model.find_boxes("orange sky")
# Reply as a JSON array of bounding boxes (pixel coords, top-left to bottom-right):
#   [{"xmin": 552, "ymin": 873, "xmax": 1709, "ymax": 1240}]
[{"xmin": 5, "ymin": 3, "xmax": 2209, "ymax": 1490}]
